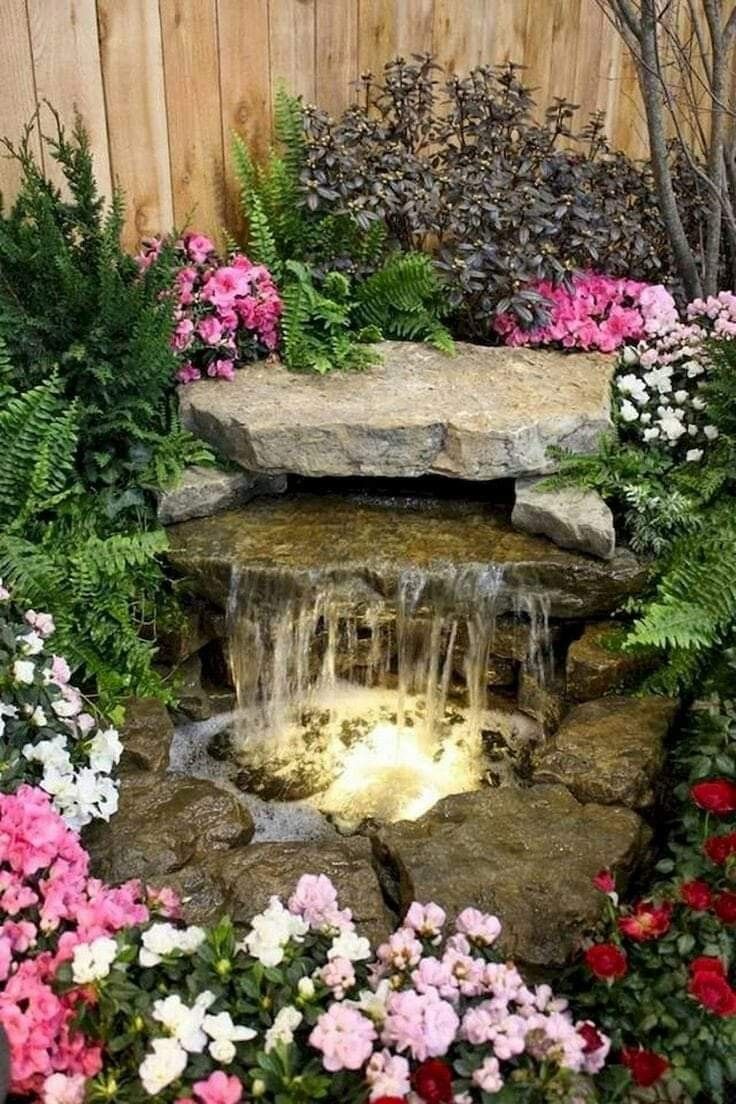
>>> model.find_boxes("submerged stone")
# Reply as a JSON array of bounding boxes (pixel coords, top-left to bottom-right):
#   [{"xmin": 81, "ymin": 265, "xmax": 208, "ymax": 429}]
[
  {"xmin": 533, "ymin": 696, "xmax": 678, "ymax": 810},
  {"xmin": 166, "ymin": 491, "xmax": 646, "ymax": 619},
  {"xmin": 374, "ymin": 784, "xmax": 649, "ymax": 969},
  {"xmin": 179, "ymin": 342, "xmax": 614, "ymax": 481}
]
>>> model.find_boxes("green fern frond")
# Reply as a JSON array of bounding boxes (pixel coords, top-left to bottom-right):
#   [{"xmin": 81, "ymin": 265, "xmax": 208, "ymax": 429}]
[{"xmin": 354, "ymin": 253, "xmax": 453, "ymax": 351}]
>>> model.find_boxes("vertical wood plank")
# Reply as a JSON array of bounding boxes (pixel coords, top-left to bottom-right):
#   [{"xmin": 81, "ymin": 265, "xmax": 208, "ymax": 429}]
[
  {"xmin": 358, "ymin": 0, "xmax": 396, "ymax": 80},
  {"xmin": 160, "ymin": 0, "xmax": 225, "ymax": 239},
  {"xmin": 395, "ymin": 0, "xmax": 434, "ymax": 56},
  {"xmin": 316, "ymin": 0, "xmax": 359, "ymax": 116},
  {"xmin": 489, "ymin": 0, "xmax": 530, "ymax": 67},
  {"xmin": 0, "ymin": 0, "xmax": 43, "ymax": 203},
  {"xmin": 432, "ymin": 0, "xmax": 491, "ymax": 71},
  {"xmin": 98, "ymin": 0, "xmax": 173, "ymax": 248},
  {"xmin": 269, "ymin": 0, "xmax": 317, "ymax": 104},
  {"xmin": 547, "ymin": 0, "xmax": 582, "ymax": 104},
  {"xmin": 26, "ymin": 0, "xmax": 112, "ymax": 198},
  {"xmin": 217, "ymin": 0, "xmax": 271, "ymax": 239},
  {"xmin": 573, "ymin": 1, "xmax": 605, "ymax": 123}
]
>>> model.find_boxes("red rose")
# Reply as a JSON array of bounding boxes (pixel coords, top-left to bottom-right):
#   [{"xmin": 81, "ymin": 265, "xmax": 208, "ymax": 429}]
[
  {"xmin": 714, "ymin": 890, "xmax": 736, "ymax": 924},
  {"xmin": 691, "ymin": 779, "xmax": 736, "ymax": 814},
  {"xmin": 585, "ymin": 942, "xmax": 628, "ymax": 981},
  {"xmin": 411, "ymin": 1059, "xmax": 453, "ymax": 1104},
  {"xmin": 689, "ymin": 970, "xmax": 736, "ymax": 1016},
  {"xmin": 680, "ymin": 880, "xmax": 713, "ymax": 911},
  {"xmin": 690, "ymin": 956, "xmax": 727, "ymax": 978},
  {"xmin": 578, "ymin": 1021, "xmax": 606, "ymax": 1054},
  {"xmin": 618, "ymin": 901, "xmax": 672, "ymax": 941},
  {"xmin": 593, "ymin": 869, "xmax": 616, "ymax": 894},
  {"xmin": 621, "ymin": 1047, "xmax": 669, "ymax": 1087},
  {"xmin": 704, "ymin": 832, "xmax": 736, "ymax": 864}
]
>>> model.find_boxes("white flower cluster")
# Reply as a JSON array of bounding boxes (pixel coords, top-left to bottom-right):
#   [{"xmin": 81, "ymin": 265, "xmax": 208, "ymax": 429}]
[
  {"xmin": 0, "ymin": 585, "xmax": 122, "ymax": 828},
  {"xmin": 613, "ymin": 291, "xmax": 736, "ymax": 461},
  {"xmin": 139, "ymin": 922, "xmax": 206, "ymax": 966},
  {"xmin": 138, "ymin": 988, "xmax": 257, "ymax": 1093},
  {"xmin": 241, "ymin": 896, "xmax": 310, "ymax": 967}
]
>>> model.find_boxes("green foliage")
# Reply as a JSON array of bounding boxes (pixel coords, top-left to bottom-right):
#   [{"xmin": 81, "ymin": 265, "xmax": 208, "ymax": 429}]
[
  {"xmin": 233, "ymin": 87, "xmax": 451, "ymax": 372},
  {"xmin": 280, "ymin": 261, "xmax": 380, "ymax": 374},
  {"xmin": 0, "ymin": 109, "xmax": 190, "ymax": 497},
  {"xmin": 354, "ymin": 252, "xmax": 453, "ymax": 351},
  {"xmin": 548, "ymin": 330, "xmax": 736, "ymax": 696},
  {"xmin": 571, "ymin": 690, "xmax": 736, "ymax": 1103},
  {"xmin": 0, "ymin": 113, "xmax": 205, "ymax": 706}
]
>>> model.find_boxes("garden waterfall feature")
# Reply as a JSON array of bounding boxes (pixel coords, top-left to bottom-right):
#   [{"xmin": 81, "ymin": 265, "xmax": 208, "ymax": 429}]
[
  {"xmin": 225, "ymin": 557, "xmax": 552, "ymax": 825},
  {"xmin": 167, "ymin": 482, "xmax": 646, "ymax": 836}
]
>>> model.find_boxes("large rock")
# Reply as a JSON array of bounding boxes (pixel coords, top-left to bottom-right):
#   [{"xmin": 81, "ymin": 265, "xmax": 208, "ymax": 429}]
[
  {"xmin": 166, "ymin": 493, "xmax": 646, "ymax": 620},
  {"xmin": 212, "ymin": 838, "xmax": 391, "ymax": 944},
  {"xmin": 157, "ymin": 465, "xmax": 286, "ymax": 525},
  {"xmin": 374, "ymin": 785, "xmax": 649, "ymax": 969},
  {"xmin": 179, "ymin": 342, "xmax": 614, "ymax": 481},
  {"xmin": 119, "ymin": 697, "xmax": 174, "ymax": 774},
  {"xmin": 85, "ymin": 772, "xmax": 254, "ymax": 884},
  {"xmin": 513, "ymin": 478, "xmax": 615, "ymax": 560},
  {"xmin": 533, "ymin": 697, "xmax": 678, "ymax": 810},
  {"xmin": 566, "ymin": 623, "xmax": 657, "ymax": 701}
]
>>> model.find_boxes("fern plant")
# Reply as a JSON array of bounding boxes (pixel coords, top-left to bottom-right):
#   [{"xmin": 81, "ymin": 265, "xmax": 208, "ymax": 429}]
[
  {"xmin": 0, "ymin": 114, "xmax": 207, "ymax": 706},
  {"xmin": 232, "ymin": 88, "xmax": 452, "ymax": 372}
]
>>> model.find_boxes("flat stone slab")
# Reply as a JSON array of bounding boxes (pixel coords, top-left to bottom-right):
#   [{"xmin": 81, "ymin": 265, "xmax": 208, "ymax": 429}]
[
  {"xmin": 513, "ymin": 478, "xmax": 616, "ymax": 560},
  {"xmin": 374, "ymin": 785, "xmax": 649, "ymax": 968},
  {"xmin": 157, "ymin": 465, "xmax": 286, "ymax": 525},
  {"xmin": 533, "ymin": 697, "xmax": 678, "ymax": 810},
  {"xmin": 166, "ymin": 492, "xmax": 647, "ymax": 619},
  {"xmin": 565, "ymin": 623, "xmax": 658, "ymax": 701},
  {"xmin": 179, "ymin": 342, "xmax": 614, "ymax": 481}
]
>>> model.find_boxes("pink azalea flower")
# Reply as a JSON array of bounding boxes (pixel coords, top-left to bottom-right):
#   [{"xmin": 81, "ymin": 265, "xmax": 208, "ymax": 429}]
[
  {"xmin": 309, "ymin": 1004, "xmax": 376, "ymax": 1071},
  {"xmin": 193, "ymin": 1072, "xmax": 243, "ymax": 1104},
  {"xmin": 185, "ymin": 233, "xmax": 216, "ymax": 264}
]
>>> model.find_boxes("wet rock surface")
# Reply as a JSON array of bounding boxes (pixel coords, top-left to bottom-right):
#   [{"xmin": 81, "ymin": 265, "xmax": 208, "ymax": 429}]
[
  {"xmin": 512, "ymin": 478, "xmax": 616, "ymax": 560},
  {"xmin": 180, "ymin": 342, "xmax": 614, "ymax": 481},
  {"xmin": 85, "ymin": 771, "xmax": 254, "ymax": 883},
  {"xmin": 212, "ymin": 837, "xmax": 391, "ymax": 944},
  {"xmin": 566, "ymin": 623, "xmax": 657, "ymax": 701},
  {"xmin": 375, "ymin": 784, "xmax": 649, "ymax": 968},
  {"xmin": 119, "ymin": 697, "xmax": 174, "ymax": 774},
  {"xmin": 166, "ymin": 492, "xmax": 646, "ymax": 619},
  {"xmin": 157, "ymin": 465, "xmax": 286, "ymax": 525},
  {"xmin": 533, "ymin": 696, "xmax": 678, "ymax": 810}
]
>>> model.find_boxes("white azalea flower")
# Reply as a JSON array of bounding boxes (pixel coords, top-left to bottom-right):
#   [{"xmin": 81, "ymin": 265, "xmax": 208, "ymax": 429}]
[
  {"xmin": 88, "ymin": 727, "xmax": 123, "ymax": 772},
  {"xmin": 264, "ymin": 1005, "xmax": 302, "ymax": 1053},
  {"xmin": 328, "ymin": 929, "xmax": 371, "ymax": 962},
  {"xmin": 686, "ymin": 449, "xmax": 704, "ymax": 462},
  {"xmin": 619, "ymin": 399, "xmax": 639, "ymax": 423},
  {"xmin": 203, "ymin": 1010, "xmax": 256, "ymax": 1062},
  {"xmin": 71, "ymin": 936, "xmax": 118, "ymax": 984},
  {"xmin": 617, "ymin": 373, "xmax": 648, "ymax": 405},
  {"xmin": 13, "ymin": 660, "xmax": 36, "ymax": 685},
  {"xmin": 17, "ymin": 631, "xmax": 44, "ymax": 656},
  {"xmin": 704, "ymin": 425, "xmax": 720, "ymax": 440},
  {"xmin": 643, "ymin": 365, "xmax": 673, "ymax": 393},
  {"xmin": 139, "ymin": 1038, "xmax": 188, "ymax": 1096},
  {"xmin": 139, "ymin": 923, "xmax": 205, "ymax": 967},
  {"xmin": 657, "ymin": 407, "xmax": 686, "ymax": 441},
  {"xmin": 152, "ymin": 991, "xmax": 215, "ymax": 1054},
  {"xmin": 52, "ymin": 698, "xmax": 81, "ymax": 719},
  {"xmin": 297, "ymin": 977, "xmax": 315, "ymax": 1000},
  {"xmin": 29, "ymin": 706, "xmax": 48, "ymax": 727},
  {"xmin": 242, "ymin": 897, "xmax": 308, "ymax": 967},
  {"xmin": 349, "ymin": 979, "xmax": 393, "ymax": 1025}
]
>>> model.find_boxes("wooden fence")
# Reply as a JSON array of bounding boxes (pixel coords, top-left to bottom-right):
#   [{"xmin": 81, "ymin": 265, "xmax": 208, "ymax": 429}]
[{"xmin": 0, "ymin": 0, "xmax": 649, "ymax": 248}]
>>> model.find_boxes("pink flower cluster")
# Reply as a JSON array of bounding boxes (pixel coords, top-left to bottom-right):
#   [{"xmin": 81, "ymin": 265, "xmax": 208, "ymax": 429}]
[
  {"xmin": 137, "ymin": 232, "xmax": 282, "ymax": 384},
  {"xmin": 495, "ymin": 273, "xmax": 677, "ymax": 353},
  {"xmin": 302, "ymin": 892, "xmax": 610, "ymax": 1096},
  {"xmin": 0, "ymin": 785, "xmax": 175, "ymax": 1097}
]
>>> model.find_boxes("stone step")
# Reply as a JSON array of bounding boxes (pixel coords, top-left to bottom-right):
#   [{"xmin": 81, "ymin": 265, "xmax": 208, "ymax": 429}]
[
  {"xmin": 166, "ymin": 491, "xmax": 646, "ymax": 620},
  {"xmin": 179, "ymin": 341, "xmax": 614, "ymax": 482}
]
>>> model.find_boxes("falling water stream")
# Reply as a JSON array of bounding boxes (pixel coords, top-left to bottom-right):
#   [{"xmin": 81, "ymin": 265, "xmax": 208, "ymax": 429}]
[{"xmin": 221, "ymin": 562, "xmax": 551, "ymax": 826}]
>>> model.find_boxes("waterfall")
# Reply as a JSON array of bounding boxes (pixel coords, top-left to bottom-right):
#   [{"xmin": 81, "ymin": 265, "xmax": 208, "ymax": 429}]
[{"xmin": 226, "ymin": 562, "xmax": 552, "ymax": 756}]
